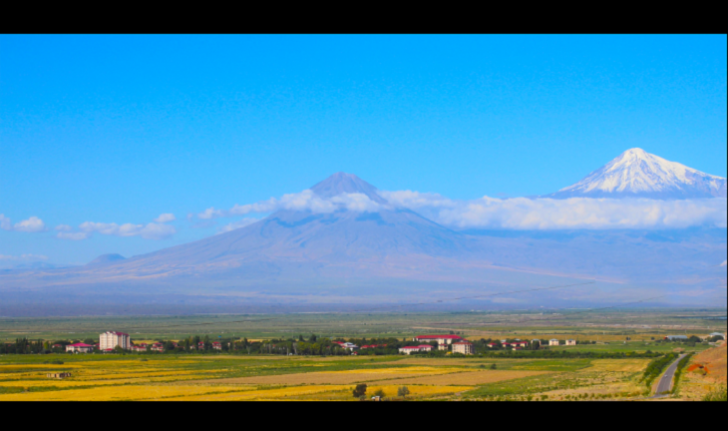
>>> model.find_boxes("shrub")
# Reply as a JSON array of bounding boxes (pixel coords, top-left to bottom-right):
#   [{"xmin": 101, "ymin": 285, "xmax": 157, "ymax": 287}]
[
  {"xmin": 353, "ymin": 384, "xmax": 367, "ymax": 398},
  {"xmin": 703, "ymin": 386, "xmax": 727, "ymax": 402}
]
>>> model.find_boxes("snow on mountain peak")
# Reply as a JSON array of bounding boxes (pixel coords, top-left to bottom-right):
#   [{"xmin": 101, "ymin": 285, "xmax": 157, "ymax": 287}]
[{"xmin": 550, "ymin": 149, "xmax": 726, "ymax": 199}]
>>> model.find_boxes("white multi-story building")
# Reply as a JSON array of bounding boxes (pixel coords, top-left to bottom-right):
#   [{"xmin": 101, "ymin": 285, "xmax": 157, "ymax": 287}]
[
  {"xmin": 452, "ymin": 342, "xmax": 474, "ymax": 355},
  {"xmin": 100, "ymin": 331, "xmax": 131, "ymax": 350}
]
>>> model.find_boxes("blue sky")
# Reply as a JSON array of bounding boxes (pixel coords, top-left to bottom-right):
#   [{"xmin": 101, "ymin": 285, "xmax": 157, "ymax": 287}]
[{"xmin": 1, "ymin": 35, "xmax": 726, "ymax": 265}]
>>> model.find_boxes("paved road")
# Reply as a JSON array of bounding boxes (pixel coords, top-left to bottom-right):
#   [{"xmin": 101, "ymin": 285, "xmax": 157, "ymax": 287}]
[{"xmin": 652, "ymin": 353, "xmax": 687, "ymax": 398}]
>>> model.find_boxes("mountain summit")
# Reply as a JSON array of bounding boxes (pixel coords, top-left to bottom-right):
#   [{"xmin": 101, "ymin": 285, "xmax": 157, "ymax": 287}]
[
  {"xmin": 550, "ymin": 148, "xmax": 727, "ymax": 199},
  {"xmin": 311, "ymin": 172, "xmax": 388, "ymax": 204}
]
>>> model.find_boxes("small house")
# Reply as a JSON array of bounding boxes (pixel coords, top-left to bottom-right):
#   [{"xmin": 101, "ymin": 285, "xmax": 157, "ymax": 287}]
[
  {"xmin": 66, "ymin": 343, "xmax": 94, "ymax": 353},
  {"xmin": 549, "ymin": 339, "xmax": 560, "ymax": 346}
]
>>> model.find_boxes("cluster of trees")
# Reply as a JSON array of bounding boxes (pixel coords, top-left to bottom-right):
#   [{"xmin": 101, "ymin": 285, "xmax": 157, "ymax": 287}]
[
  {"xmin": 352, "ymin": 384, "xmax": 409, "ymax": 400},
  {"xmin": 656, "ymin": 335, "xmax": 711, "ymax": 348},
  {"xmin": 0, "ymin": 338, "xmax": 46, "ymax": 354},
  {"xmin": 641, "ymin": 352, "xmax": 679, "ymax": 388}
]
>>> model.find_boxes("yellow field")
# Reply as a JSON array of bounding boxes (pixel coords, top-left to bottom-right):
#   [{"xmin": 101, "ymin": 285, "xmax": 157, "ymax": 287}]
[
  {"xmin": 0, "ymin": 384, "xmax": 248, "ymax": 401},
  {"xmin": 196, "ymin": 366, "xmax": 463, "ymax": 385},
  {"xmin": 163, "ymin": 384, "xmax": 473, "ymax": 401},
  {"xmin": 368, "ymin": 370, "xmax": 548, "ymax": 386},
  {"xmin": 581, "ymin": 359, "xmax": 651, "ymax": 373},
  {"xmin": 0, "ymin": 374, "xmax": 215, "ymax": 388}
]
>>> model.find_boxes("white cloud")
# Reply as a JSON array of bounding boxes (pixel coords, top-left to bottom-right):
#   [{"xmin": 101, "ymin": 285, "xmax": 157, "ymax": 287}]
[
  {"xmin": 218, "ymin": 218, "xmax": 261, "ymax": 234},
  {"xmin": 57, "ymin": 218, "xmax": 177, "ymax": 241},
  {"xmin": 378, "ymin": 190, "xmax": 456, "ymax": 209},
  {"xmin": 76, "ymin": 221, "xmax": 176, "ymax": 240},
  {"xmin": 0, "ymin": 214, "xmax": 11, "ymax": 231},
  {"xmin": 195, "ymin": 187, "xmax": 727, "ymax": 230},
  {"xmin": 154, "ymin": 213, "xmax": 176, "ymax": 223},
  {"xmin": 385, "ymin": 194, "xmax": 728, "ymax": 230},
  {"xmin": 199, "ymin": 190, "xmax": 382, "ymax": 220},
  {"xmin": 721, "ymin": 260, "xmax": 727, "ymax": 267},
  {"xmin": 1, "ymin": 215, "xmax": 47, "ymax": 232},
  {"xmin": 12, "ymin": 216, "xmax": 46, "ymax": 233}
]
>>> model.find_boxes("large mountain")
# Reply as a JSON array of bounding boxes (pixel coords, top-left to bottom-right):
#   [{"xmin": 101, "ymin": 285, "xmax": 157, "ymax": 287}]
[
  {"xmin": 549, "ymin": 148, "xmax": 727, "ymax": 199},
  {"xmin": 1, "ymin": 171, "xmax": 725, "ymax": 316}
]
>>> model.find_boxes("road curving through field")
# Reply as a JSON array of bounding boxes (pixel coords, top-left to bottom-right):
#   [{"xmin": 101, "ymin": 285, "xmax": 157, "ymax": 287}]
[{"xmin": 652, "ymin": 353, "xmax": 687, "ymax": 398}]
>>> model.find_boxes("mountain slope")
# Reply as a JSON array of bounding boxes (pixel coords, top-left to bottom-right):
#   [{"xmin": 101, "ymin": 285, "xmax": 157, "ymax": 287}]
[{"xmin": 549, "ymin": 148, "xmax": 727, "ymax": 199}]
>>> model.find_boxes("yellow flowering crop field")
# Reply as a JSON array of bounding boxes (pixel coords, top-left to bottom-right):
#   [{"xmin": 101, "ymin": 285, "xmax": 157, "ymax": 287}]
[
  {"xmin": 0, "ymin": 384, "xmax": 247, "ymax": 401},
  {"xmin": 0, "ymin": 350, "xmax": 670, "ymax": 401},
  {"xmin": 367, "ymin": 370, "xmax": 550, "ymax": 386}
]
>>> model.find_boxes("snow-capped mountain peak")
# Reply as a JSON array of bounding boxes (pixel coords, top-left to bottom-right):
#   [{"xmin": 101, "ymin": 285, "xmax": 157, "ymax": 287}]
[{"xmin": 550, "ymin": 148, "xmax": 727, "ymax": 199}]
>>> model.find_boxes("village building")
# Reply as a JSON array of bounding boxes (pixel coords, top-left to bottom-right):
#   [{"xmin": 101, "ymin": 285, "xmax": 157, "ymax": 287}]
[
  {"xmin": 151, "ymin": 343, "xmax": 165, "ymax": 352},
  {"xmin": 131, "ymin": 344, "xmax": 148, "ymax": 353},
  {"xmin": 566, "ymin": 339, "xmax": 577, "ymax": 346},
  {"xmin": 549, "ymin": 339, "xmax": 560, "ymax": 346},
  {"xmin": 100, "ymin": 331, "xmax": 131, "ymax": 350},
  {"xmin": 413, "ymin": 335, "xmax": 463, "ymax": 349},
  {"xmin": 398, "ymin": 345, "xmax": 433, "ymax": 355},
  {"xmin": 504, "ymin": 341, "xmax": 528, "ymax": 348},
  {"xmin": 665, "ymin": 335, "xmax": 688, "ymax": 341},
  {"xmin": 212, "ymin": 342, "xmax": 222, "ymax": 350},
  {"xmin": 333, "ymin": 341, "xmax": 359, "ymax": 351},
  {"xmin": 452, "ymin": 342, "xmax": 474, "ymax": 355},
  {"xmin": 66, "ymin": 343, "xmax": 94, "ymax": 353}
]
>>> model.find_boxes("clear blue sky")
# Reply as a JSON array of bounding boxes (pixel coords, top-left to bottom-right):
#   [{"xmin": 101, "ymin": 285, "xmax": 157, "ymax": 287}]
[{"xmin": 1, "ymin": 35, "xmax": 726, "ymax": 264}]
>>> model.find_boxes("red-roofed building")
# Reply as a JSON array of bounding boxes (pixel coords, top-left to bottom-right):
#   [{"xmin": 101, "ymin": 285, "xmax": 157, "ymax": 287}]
[
  {"xmin": 212, "ymin": 342, "xmax": 222, "ymax": 351},
  {"xmin": 360, "ymin": 344, "xmax": 388, "ymax": 349},
  {"xmin": 66, "ymin": 343, "xmax": 94, "ymax": 353},
  {"xmin": 452, "ymin": 342, "xmax": 474, "ymax": 355},
  {"xmin": 131, "ymin": 344, "xmax": 148, "ymax": 353}
]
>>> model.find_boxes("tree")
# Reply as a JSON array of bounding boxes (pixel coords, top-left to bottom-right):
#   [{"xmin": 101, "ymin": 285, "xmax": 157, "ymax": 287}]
[
  {"xmin": 397, "ymin": 386, "xmax": 410, "ymax": 398},
  {"xmin": 353, "ymin": 384, "xmax": 367, "ymax": 398},
  {"xmin": 490, "ymin": 363, "xmax": 497, "ymax": 370},
  {"xmin": 373, "ymin": 389, "xmax": 386, "ymax": 399}
]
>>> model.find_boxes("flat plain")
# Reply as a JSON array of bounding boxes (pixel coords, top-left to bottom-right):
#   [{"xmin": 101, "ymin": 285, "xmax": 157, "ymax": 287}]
[{"xmin": 0, "ymin": 310, "xmax": 724, "ymax": 401}]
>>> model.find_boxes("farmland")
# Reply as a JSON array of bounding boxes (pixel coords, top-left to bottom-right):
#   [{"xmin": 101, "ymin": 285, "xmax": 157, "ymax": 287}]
[{"xmin": 0, "ymin": 310, "xmax": 724, "ymax": 401}]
